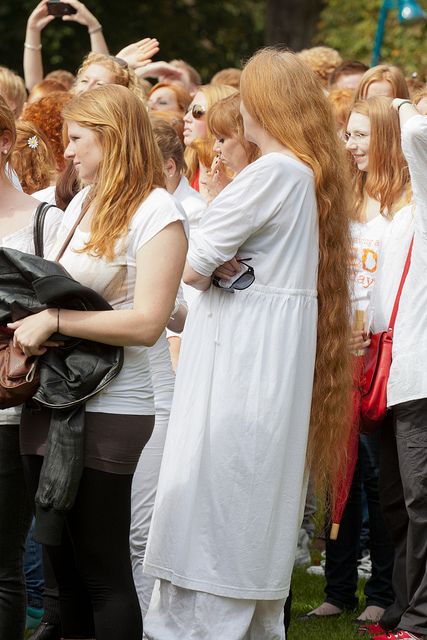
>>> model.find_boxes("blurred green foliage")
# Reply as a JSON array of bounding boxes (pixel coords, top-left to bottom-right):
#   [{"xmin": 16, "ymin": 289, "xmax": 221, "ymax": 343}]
[
  {"xmin": 1, "ymin": 1, "xmax": 426, "ymax": 83},
  {"xmin": 316, "ymin": 0, "xmax": 427, "ymax": 79},
  {"xmin": 0, "ymin": 0, "xmax": 265, "ymax": 81}
]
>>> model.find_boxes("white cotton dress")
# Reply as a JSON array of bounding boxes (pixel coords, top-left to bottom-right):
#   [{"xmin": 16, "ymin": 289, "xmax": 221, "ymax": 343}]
[{"xmin": 144, "ymin": 152, "xmax": 319, "ymax": 623}]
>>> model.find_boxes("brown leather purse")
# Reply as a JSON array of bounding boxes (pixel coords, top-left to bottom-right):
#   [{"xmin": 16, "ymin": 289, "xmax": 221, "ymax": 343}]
[{"xmin": 0, "ymin": 202, "xmax": 51, "ymax": 408}]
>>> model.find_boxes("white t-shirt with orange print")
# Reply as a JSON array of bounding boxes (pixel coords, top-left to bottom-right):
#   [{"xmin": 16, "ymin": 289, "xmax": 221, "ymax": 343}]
[{"xmin": 351, "ymin": 215, "xmax": 388, "ymax": 328}]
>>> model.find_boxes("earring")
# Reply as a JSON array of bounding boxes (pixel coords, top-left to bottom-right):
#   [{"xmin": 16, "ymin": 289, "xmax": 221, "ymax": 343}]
[{"xmin": 2, "ymin": 150, "xmax": 7, "ymax": 155}]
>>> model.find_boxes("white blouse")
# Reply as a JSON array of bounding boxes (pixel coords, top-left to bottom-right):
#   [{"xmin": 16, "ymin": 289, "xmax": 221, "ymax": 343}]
[{"xmin": 46, "ymin": 187, "xmax": 187, "ymax": 415}]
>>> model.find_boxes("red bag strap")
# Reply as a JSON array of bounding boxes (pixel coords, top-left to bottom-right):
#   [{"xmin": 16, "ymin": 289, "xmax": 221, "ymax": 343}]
[{"xmin": 388, "ymin": 237, "xmax": 414, "ymax": 331}]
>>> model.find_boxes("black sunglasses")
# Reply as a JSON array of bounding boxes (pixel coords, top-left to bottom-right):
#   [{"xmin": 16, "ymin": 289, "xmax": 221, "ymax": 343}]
[
  {"xmin": 212, "ymin": 259, "xmax": 255, "ymax": 292},
  {"xmin": 109, "ymin": 56, "xmax": 129, "ymax": 70},
  {"xmin": 186, "ymin": 104, "xmax": 206, "ymax": 119}
]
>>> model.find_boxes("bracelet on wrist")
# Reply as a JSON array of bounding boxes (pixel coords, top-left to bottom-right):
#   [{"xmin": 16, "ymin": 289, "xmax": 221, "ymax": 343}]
[
  {"xmin": 88, "ymin": 25, "xmax": 102, "ymax": 35},
  {"xmin": 397, "ymin": 100, "xmax": 412, "ymax": 112},
  {"xmin": 24, "ymin": 42, "xmax": 42, "ymax": 51}
]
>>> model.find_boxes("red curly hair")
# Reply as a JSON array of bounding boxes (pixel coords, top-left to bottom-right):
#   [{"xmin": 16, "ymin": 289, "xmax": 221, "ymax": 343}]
[{"xmin": 21, "ymin": 91, "xmax": 72, "ymax": 172}]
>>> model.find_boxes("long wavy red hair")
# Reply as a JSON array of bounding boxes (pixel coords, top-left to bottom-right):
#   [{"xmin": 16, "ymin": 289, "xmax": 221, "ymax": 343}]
[
  {"xmin": 240, "ymin": 48, "xmax": 353, "ymax": 496},
  {"xmin": 63, "ymin": 85, "xmax": 165, "ymax": 260},
  {"xmin": 348, "ymin": 98, "xmax": 412, "ymax": 220}
]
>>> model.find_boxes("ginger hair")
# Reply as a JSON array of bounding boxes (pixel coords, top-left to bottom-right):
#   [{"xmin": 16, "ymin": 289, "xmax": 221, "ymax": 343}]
[
  {"xmin": 150, "ymin": 117, "xmax": 186, "ymax": 175},
  {"xmin": 328, "ymin": 88, "xmax": 355, "ymax": 131},
  {"xmin": 75, "ymin": 53, "xmax": 147, "ymax": 103},
  {"xmin": 28, "ymin": 79, "xmax": 68, "ymax": 103},
  {"xmin": 354, "ymin": 65, "xmax": 409, "ymax": 101},
  {"xmin": 348, "ymin": 97, "xmax": 412, "ymax": 220},
  {"xmin": 241, "ymin": 48, "xmax": 353, "ymax": 496},
  {"xmin": 0, "ymin": 95, "xmax": 16, "ymax": 169},
  {"xmin": 63, "ymin": 85, "xmax": 165, "ymax": 260},
  {"xmin": 44, "ymin": 69, "xmax": 75, "ymax": 90},
  {"xmin": 148, "ymin": 82, "xmax": 192, "ymax": 116},
  {"xmin": 21, "ymin": 91, "xmax": 72, "ymax": 172},
  {"xmin": 210, "ymin": 67, "xmax": 242, "ymax": 89},
  {"xmin": 185, "ymin": 84, "xmax": 237, "ymax": 183},
  {"xmin": 297, "ymin": 46, "xmax": 342, "ymax": 87},
  {"xmin": 149, "ymin": 110, "xmax": 185, "ymax": 143},
  {"xmin": 10, "ymin": 121, "xmax": 56, "ymax": 194},
  {"xmin": 207, "ymin": 92, "xmax": 260, "ymax": 166}
]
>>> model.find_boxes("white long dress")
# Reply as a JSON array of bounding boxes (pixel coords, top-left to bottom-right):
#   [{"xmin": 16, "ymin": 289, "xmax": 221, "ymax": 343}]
[{"xmin": 144, "ymin": 153, "xmax": 319, "ymax": 604}]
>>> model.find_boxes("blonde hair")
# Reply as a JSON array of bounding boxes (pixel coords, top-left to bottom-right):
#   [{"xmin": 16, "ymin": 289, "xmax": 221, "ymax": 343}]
[
  {"xmin": 349, "ymin": 97, "xmax": 412, "ymax": 219},
  {"xmin": 0, "ymin": 95, "xmax": 16, "ymax": 169},
  {"xmin": 185, "ymin": 84, "xmax": 237, "ymax": 182},
  {"xmin": 207, "ymin": 92, "xmax": 260, "ymax": 165},
  {"xmin": 297, "ymin": 46, "xmax": 342, "ymax": 87},
  {"xmin": 210, "ymin": 68, "xmax": 242, "ymax": 89},
  {"xmin": 413, "ymin": 87, "xmax": 427, "ymax": 107},
  {"xmin": 0, "ymin": 66, "xmax": 27, "ymax": 118},
  {"xmin": 354, "ymin": 65, "xmax": 409, "ymax": 100},
  {"xmin": 10, "ymin": 121, "xmax": 56, "ymax": 194},
  {"xmin": 241, "ymin": 48, "xmax": 353, "ymax": 495},
  {"xmin": 75, "ymin": 53, "xmax": 147, "ymax": 103},
  {"xmin": 63, "ymin": 85, "xmax": 165, "ymax": 260}
]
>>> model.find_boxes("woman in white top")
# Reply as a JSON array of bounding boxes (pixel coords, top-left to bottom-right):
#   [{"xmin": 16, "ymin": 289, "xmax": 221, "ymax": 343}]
[
  {"xmin": 130, "ymin": 118, "xmax": 202, "ymax": 617},
  {"xmin": 144, "ymin": 48, "xmax": 353, "ymax": 640},
  {"xmin": 12, "ymin": 85, "xmax": 188, "ymax": 640},
  {"xmin": 0, "ymin": 96, "xmax": 62, "ymax": 640},
  {"xmin": 369, "ymin": 101, "xmax": 427, "ymax": 640},
  {"xmin": 305, "ymin": 96, "xmax": 410, "ymax": 625}
]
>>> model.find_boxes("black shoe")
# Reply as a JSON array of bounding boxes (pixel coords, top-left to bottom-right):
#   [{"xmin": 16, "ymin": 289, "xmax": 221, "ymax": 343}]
[{"xmin": 26, "ymin": 621, "xmax": 62, "ymax": 640}]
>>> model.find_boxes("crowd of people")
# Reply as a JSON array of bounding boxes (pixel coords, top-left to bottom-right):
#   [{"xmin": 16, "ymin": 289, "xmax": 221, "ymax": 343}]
[{"xmin": 0, "ymin": 1, "xmax": 426, "ymax": 639}]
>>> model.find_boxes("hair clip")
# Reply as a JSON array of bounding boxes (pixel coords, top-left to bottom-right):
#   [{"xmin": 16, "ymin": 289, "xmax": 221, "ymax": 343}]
[{"xmin": 27, "ymin": 135, "xmax": 39, "ymax": 150}]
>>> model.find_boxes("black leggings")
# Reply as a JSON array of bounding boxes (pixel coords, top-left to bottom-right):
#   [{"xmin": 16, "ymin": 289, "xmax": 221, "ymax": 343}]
[{"xmin": 23, "ymin": 455, "xmax": 142, "ymax": 640}]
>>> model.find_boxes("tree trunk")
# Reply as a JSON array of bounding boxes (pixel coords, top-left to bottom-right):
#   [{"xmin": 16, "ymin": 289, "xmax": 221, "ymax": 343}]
[{"xmin": 266, "ymin": 0, "xmax": 325, "ymax": 52}]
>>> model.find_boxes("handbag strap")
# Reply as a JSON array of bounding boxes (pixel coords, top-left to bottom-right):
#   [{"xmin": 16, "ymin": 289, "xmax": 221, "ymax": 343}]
[
  {"xmin": 33, "ymin": 202, "xmax": 54, "ymax": 258},
  {"xmin": 54, "ymin": 198, "xmax": 90, "ymax": 263},
  {"xmin": 388, "ymin": 237, "xmax": 414, "ymax": 331}
]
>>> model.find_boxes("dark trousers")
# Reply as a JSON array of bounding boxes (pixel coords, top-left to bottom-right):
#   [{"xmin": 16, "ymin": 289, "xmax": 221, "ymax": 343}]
[
  {"xmin": 325, "ymin": 431, "xmax": 394, "ymax": 610},
  {"xmin": 0, "ymin": 425, "xmax": 33, "ymax": 640},
  {"xmin": 380, "ymin": 398, "xmax": 427, "ymax": 636},
  {"xmin": 23, "ymin": 455, "xmax": 143, "ymax": 640}
]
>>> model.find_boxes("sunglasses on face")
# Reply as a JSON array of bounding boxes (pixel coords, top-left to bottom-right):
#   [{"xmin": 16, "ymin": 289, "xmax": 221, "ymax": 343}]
[{"xmin": 186, "ymin": 104, "xmax": 206, "ymax": 119}]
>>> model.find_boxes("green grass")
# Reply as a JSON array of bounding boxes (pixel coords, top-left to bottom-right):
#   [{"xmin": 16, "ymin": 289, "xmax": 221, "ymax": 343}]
[{"xmin": 289, "ymin": 566, "xmax": 368, "ymax": 640}]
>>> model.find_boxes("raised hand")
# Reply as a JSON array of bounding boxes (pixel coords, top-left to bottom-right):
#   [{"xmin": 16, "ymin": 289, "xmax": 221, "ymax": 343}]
[{"xmin": 117, "ymin": 38, "xmax": 160, "ymax": 70}]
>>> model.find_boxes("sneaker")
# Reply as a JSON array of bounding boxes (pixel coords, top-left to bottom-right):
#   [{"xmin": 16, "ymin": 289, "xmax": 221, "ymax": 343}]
[
  {"xmin": 357, "ymin": 623, "xmax": 388, "ymax": 636},
  {"xmin": 373, "ymin": 630, "xmax": 425, "ymax": 639},
  {"xmin": 306, "ymin": 564, "xmax": 325, "ymax": 576},
  {"xmin": 26, "ymin": 606, "xmax": 44, "ymax": 630}
]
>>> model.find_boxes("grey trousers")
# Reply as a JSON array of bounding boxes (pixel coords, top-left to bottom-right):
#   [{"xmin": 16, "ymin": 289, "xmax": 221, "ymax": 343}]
[{"xmin": 379, "ymin": 398, "xmax": 427, "ymax": 636}]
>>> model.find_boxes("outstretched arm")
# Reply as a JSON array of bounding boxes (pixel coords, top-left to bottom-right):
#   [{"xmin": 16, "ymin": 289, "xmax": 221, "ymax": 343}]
[
  {"xmin": 61, "ymin": 0, "xmax": 109, "ymax": 54},
  {"xmin": 24, "ymin": 0, "xmax": 55, "ymax": 90}
]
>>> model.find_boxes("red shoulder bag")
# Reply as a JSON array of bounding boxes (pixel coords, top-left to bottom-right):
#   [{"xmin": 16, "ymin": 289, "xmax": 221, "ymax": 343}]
[{"xmin": 360, "ymin": 238, "xmax": 413, "ymax": 434}]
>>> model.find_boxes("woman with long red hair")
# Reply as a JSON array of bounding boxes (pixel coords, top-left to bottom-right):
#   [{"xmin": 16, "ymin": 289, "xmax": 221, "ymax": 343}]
[{"xmin": 144, "ymin": 48, "xmax": 353, "ymax": 639}]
